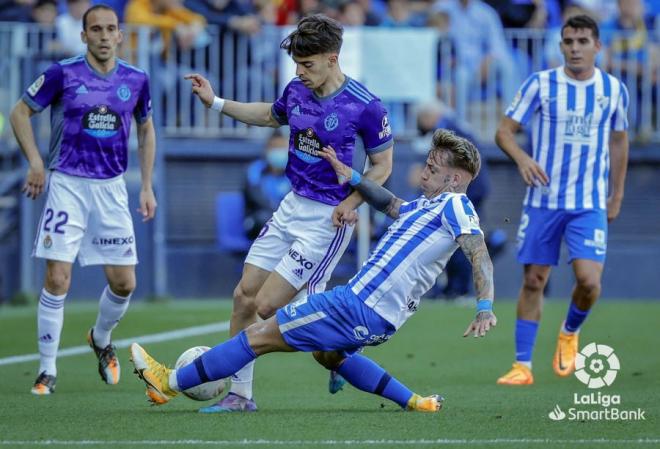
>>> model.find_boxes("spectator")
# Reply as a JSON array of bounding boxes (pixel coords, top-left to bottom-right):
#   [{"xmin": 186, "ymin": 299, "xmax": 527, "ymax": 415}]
[
  {"xmin": 56, "ymin": 0, "xmax": 89, "ymax": 55},
  {"xmin": 432, "ymin": 0, "xmax": 520, "ymax": 121},
  {"xmin": 124, "ymin": 0, "xmax": 207, "ymax": 51},
  {"xmin": 184, "ymin": 0, "xmax": 261, "ymax": 35},
  {"xmin": 380, "ymin": 0, "xmax": 426, "ymax": 26},
  {"xmin": 0, "ymin": 0, "xmax": 35, "ymax": 22},
  {"xmin": 30, "ymin": 0, "xmax": 57, "ymax": 24},
  {"xmin": 338, "ymin": 0, "xmax": 367, "ymax": 26},
  {"xmin": 242, "ymin": 132, "xmax": 291, "ymax": 240}
]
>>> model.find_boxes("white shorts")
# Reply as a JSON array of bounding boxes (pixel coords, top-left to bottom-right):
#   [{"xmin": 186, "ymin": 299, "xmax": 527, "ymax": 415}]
[
  {"xmin": 33, "ymin": 171, "xmax": 138, "ymax": 267},
  {"xmin": 245, "ymin": 192, "xmax": 354, "ymax": 294}
]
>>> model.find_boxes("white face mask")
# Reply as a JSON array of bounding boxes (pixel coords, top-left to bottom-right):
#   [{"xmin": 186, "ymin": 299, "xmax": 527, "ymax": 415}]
[{"xmin": 266, "ymin": 148, "xmax": 289, "ymax": 170}]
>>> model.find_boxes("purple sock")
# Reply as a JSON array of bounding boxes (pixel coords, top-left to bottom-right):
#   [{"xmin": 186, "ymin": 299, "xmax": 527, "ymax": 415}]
[
  {"xmin": 564, "ymin": 301, "xmax": 590, "ymax": 333},
  {"xmin": 337, "ymin": 354, "xmax": 413, "ymax": 408},
  {"xmin": 515, "ymin": 319, "xmax": 539, "ymax": 363},
  {"xmin": 176, "ymin": 331, "xmax": 257, "ymax": 391}
]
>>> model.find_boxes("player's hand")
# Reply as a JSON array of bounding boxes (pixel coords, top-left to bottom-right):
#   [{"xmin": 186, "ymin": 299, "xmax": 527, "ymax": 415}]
[
  {"xmin": 606, "ymin": 195, "xmax": 622, "ymax": 222},
  {"xmin": 23, "ymin": 159, "xmax": 45, "ymax": 200},
  {"xmin": 138, "ymin": 187, "xmax": 157, "ymax": 222},
  {"xmin": 319, "ymin": 145, "xmax": 352, "ymax": 184},
  {"xmin": 331, "ymin": 201, "xmax": 358, "ymax": 227},
  {"xmin": 516, "ymin": 154, "xmax": 549, "ymax": 187},
  {"xmin": 183, "ymin": 73, "xmax": 215, "ymax": 108},
  {"xmin": 463, "ymin": 311, "xmax": 497, "ymax": 338}
]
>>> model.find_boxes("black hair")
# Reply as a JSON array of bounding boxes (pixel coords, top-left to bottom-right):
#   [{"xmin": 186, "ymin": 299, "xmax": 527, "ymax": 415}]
[
  {"xmin": 280, "ymin": 14, "xmax": 343, "ymax": 58},
  {"xmin": 561, "ymin": 14, "xmax": 599, "ymax": 40},
  {"xmin": 82, "ymin": 4, "xmax": 119, "ymax": 31}
]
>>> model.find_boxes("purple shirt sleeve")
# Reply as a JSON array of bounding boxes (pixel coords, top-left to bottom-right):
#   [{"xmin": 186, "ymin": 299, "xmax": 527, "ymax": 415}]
[
  {"xmin": 22, "ymin": 63, "xmax": 64, "ymax": 112},
  {"xmin": 359, "ymin": 100, "xmax": 393, "ymax": 153},
  {"xmin": 271, "ymin": 81, "xmax": 291, "ymax": 125},
  {"xmin": 134, "ymin": 75, "xmax": 153, "ymax": 124}
]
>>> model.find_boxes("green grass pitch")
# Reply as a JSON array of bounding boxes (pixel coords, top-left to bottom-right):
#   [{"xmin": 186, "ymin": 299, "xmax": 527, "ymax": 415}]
[{"xmin": 0, "ymin": 299, "xmax": 658, "ymax": 449}]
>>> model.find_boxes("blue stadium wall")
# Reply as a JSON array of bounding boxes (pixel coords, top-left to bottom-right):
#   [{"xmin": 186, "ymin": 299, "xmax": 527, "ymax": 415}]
[{"xmin": 2, "ymin": 138, "xmax": 659, "ymax": 302}]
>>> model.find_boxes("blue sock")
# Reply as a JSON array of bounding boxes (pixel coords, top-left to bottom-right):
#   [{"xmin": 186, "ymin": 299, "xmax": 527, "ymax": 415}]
[
  {"xmin": 515, "ymin": 319, "xmax": 539, "ymax": 363},
  {"xmin": 337, "ymin": 354, "xmax": 413, "ymax": 408},
  {"xmin": 176, "ymin": 331, "xmax": 257, "ymax": 391},
  {"xmin": 564, "ymin": 302, "xmax": 590, "ymax": 333}
]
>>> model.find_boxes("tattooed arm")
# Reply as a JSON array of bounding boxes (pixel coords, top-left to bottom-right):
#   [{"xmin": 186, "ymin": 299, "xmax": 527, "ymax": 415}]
[{"xmin": 457, "ymin": 233, "xmax": 497, "ymax": 337}]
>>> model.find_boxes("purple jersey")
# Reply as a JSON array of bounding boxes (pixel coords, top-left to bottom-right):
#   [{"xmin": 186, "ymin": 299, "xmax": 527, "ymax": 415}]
[
  {"xmin": 271, "ymin": 77, "xmax": 393, "ymax": 206},
  {"xmin": 22, "ymin": 55, "xmax": 152, "ymax": 179}
]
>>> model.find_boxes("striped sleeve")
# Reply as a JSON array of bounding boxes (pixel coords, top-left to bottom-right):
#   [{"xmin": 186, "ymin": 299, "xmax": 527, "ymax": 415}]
[
  {"xmin": 441, "ymin": 195, "xmax": 483, "ymax": 240},
  {"xmin": 505, "ymin": 73, "xmax": 541, "ymax": 126},
  {"xmin": 610, "ymin": 80, "xmax": 629, "ymax": 131}
]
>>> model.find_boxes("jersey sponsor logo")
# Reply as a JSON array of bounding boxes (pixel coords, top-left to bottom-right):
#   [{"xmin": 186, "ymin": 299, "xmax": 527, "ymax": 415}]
[
  {"xmin": 324, "ymin": 112, "xmax": 339, "ymax": 131},
  {"xmin": 75, "ymin": 84, "xmax": 89, "ymax": 95},
  {"xmin": 117, "ymin": 84, "xmax": 131, "ymax": 102},
  {"xmin": 27, "ymin": 74, "xmax": 45, "ymax": 96},
  {"xmin": 288, "ymin": 248, "xmax": 314, "ymax": 270},
  {"xmin": 379, "ymin": 116, "xmax": 392, "ymax": 140},
  {"xmin": 353, "ymin": 325, "xmax": 369, "ymax": 340},
  {"xmin": 294, "ymin": 128, "xmax": 323, "ymax": 164},
  {"xmin": 92, "ymin": 236, "xmax": 134, "ymax": 246},
  {"xmin": 565, "ymin": 112, "xmax": 593, "ymax": 139},
  {"xmin": 291, "ymin": 105, "xmax": 301, "ymax": 116},
  {"xmin": 43, "ymin": 235, "xmax": 52, "ymax": 249},
  {"xmin": 83, "ymin": 105, "xmax": 121, "ymax": 138}
]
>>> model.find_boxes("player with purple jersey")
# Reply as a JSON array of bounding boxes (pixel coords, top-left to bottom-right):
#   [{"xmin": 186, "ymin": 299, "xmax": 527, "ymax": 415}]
[
  {"xmin": 185, "ymin": 14, "xmax": 394, "ymax": 412},
  {"xmin": 9, "ymin": 5, "xmax": 157, "ymax": 395}
]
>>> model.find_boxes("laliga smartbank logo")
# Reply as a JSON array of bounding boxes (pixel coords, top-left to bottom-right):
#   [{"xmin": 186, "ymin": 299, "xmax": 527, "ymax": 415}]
[{"xmin": 548, "ymin": 343, "xmax": 646, "ymax": 422}]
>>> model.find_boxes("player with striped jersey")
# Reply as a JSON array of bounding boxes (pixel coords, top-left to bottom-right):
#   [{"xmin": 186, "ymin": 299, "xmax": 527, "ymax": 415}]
[
  {"xmin": 495, "ymin": 15, "xmax": 629, "ymax": 385},
  {"xmin": 184, "ymin": 14, "xmax": 393, "ymax": 411},
  {"xmin": 129, "ymin": 129, "xmax": 496, "ymax": 412}
]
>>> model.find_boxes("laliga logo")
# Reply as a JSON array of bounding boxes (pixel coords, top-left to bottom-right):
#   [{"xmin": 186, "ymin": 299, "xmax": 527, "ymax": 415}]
[{"xmin": 574, "ymin": 342, "xmax": 620, "ymax": 389}]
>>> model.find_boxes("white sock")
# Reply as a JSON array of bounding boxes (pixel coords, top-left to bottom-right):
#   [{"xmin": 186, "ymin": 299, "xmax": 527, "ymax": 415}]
[
  {"xmin": 93, "ymin": 285, "xmax": 131, "ymax": 348},
  {"xmin": 229, "ymin": 361, "xmax": 254, "ymax": 399},
  {"xmin": 517, "ymin": 360, "xmax": 532, "ymax": 369},
  {"xmin": 561, "ymin": 321, "xmax": 578, "ymax": 335},
  {"xmin": 37, "ymin": 289, "xmax": 66, "ymax": 376}
]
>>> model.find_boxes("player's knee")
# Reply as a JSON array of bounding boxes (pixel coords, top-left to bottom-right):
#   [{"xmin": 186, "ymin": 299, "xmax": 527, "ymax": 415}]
[
  {"xmin": 108, "ymin": 273, "xmax": 136, "ymax": 297},
  {"xmin": 575, "ymin": 273, "xmax": 601, "ymax": 296},
  {"xmin": 256, "ymin": 303, "xmax": 277, "ymax": 320},
  {"xmin": 312, "ymin": 351, "xmax": 343, "ymax": 370},
  {"xmin": 45, "ymin": 268, "xmax": 71, "ymax": 293},
  {"xmin": 233, "ymin": 284, "xmax": 257, "ymax": 314},
  {"xmin": 522, "ymin": 270, "xmax": 549, "ymax": 293}
]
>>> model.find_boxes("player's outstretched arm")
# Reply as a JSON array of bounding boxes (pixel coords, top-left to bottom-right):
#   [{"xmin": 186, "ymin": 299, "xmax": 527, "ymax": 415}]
[
  {"xmin": 10, "ymin": 99, "xmax": 45, "ymax": 200},
  {"xmin": 319, "ymin": 145, "xmax": 402, "ymax": 219},
  {"xmin": 136, "ymin": 117, "xmax": 157, "ymax": 222},
  {"xmin": 184, "ymin": 73, "xmax": 279, "ymax": 127},
  {"xmin": 495, "ymin": 116, "xmax": 548, "ymax": 187},
  {"xmin": 456, "ymin": 233, "xmax": 497, "ymax": 338}
]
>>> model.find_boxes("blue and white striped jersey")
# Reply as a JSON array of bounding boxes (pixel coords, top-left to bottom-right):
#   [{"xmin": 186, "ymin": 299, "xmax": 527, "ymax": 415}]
[
  {"xmin": 506, "ymin": 67, "xmax": 629, "ymax": 210},
  {"xmin": 348, "ymin": 192, "xmax": 482, "ymax": 329}
]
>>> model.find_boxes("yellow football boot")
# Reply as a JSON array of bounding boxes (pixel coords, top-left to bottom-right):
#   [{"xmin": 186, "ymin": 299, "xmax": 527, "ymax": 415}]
[
  {"xmin": 129, "ymin": 343, "xmax": 178, "ymax": 405},
  {"xmin": 496, "ymin": 362, "xmax": 534, "ymax": 385}
]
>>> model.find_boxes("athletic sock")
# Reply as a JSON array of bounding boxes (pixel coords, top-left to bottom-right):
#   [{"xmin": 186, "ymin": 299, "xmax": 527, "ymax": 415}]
[
  {"xmin": 562, "ymin": 301, "xmax": 590, "ymax": 334},
  {"xmin": 229, "ymin": 361, "xmax": 254, "ymax": 399},
  {"xmin": 515, "ymin": 319, "xmax": 539, "ymax": 368},
  {"xmin": 37, "ymin": 289, "xmax": 66, "ymax": 376},
  {"xmin": 337, "ymin": 354, "xmax": 413, "ymax": 408},
  {"xmin": 93, "ymin": 285, "xmax": 131, "ymax": 348},
  {"xmin": 176, "ymin": 331, "xmax": 257, "ymax": 391}
]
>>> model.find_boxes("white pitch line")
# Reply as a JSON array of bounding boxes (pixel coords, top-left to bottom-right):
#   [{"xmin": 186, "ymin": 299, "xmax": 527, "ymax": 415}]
[
  {"xmin": 1, "ymin": 439, "xmax": 660, "ymax": 446},
  {"xmin": 0, "ymin": 321, "xmax": 230, "ymax": 366}
]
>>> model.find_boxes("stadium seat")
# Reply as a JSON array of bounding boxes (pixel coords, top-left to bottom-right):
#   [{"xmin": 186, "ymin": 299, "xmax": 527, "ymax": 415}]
[{"xmin": 215, "ymin": 191, "xmax": 251, "ymax": 253}]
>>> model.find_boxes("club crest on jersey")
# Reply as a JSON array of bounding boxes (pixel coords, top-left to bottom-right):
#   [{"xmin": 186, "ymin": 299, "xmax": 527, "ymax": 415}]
[
  {"xmin": 324, "ymin": 112, "xmax": 339, "ymax": 131},
  {"xmin": 43, "ymin": 235, "xmax": 52, "ymax": 249},
  {"xmin": 83, "ymin": 105, "xmax": 121, "ymax": 138},
  {"xmin": 294, "ymin": 128, "xmax": 322, "ymax": 164},
  {"xmin": 596, "ymin": 95, "xmax": 609, "ymax": 109},
  {"xmin": 28, "ymin": 74, "xmax": 45, "ymax": 96},
  {"xmin": 117, "ymin": 84, "xmax": 131, "ymax": 101}
]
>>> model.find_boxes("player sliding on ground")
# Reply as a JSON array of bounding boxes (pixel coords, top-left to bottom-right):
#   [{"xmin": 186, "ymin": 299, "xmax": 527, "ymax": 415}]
[{"xmin": 130, "ymin": 129, "xmax": 496, "ymax": 412}]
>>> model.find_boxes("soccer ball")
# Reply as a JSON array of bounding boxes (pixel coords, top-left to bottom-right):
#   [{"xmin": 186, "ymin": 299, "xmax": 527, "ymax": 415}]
[{"xmin": 175, "ymin": 346, "xmax": 226, "ymax": 401}]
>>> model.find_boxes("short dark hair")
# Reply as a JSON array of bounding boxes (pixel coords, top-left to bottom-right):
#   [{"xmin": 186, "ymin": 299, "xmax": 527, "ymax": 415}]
[
  {"xmin": 429, "ymin": 129, "xmax": 481, "ymax": 179},
  {"xmin": 561, "ymin": 14, "xmax": 599, "ymax": 40},
  {"xmin": 82, "ymin": 4, "xmax": 119, "ymax": 31},
  {"xmin": 280, "ymin": 14, "xmax": 343, "ymax": 58}
]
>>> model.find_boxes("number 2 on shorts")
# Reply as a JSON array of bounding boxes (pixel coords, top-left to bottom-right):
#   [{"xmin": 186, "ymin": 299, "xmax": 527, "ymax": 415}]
[{"xmin": 43, "ymin": 208, "xmax": 69, "ymax": 234}]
